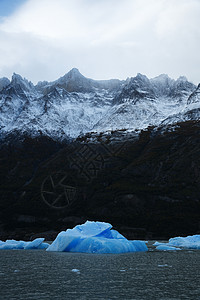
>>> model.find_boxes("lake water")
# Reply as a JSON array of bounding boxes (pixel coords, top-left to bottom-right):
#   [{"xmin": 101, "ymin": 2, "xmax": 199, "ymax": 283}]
[{"xmin": 0, "ymin": 242, "xmax": 200, "ymax": 300}]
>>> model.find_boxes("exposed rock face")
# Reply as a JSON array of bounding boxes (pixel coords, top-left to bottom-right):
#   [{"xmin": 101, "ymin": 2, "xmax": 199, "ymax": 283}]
[
  {"xmin": 113, "ymin": 73, "xmax": 155, "ymax": 105},
  {"xmin": 187, "ymin": 84, "xmax": 200, "ymax": 104},
  {"xmin": 1, "ymin": 121, "xmax": 200, "ymax": 240},
  {"xmin": 0, "ymin": 77, "xmax": 10, "ymax": 91}
]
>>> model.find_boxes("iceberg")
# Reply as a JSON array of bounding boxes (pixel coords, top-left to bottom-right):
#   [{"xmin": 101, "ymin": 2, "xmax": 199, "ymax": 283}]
[
  {"xmin": 169, "ymin": 234, "xmax": 200, "ymax": 249},
  {"xmin": 47, "ymin": 221, "xmax": 148, "ymax": 254},
  {"xmin": 154, "ymin": 234, "xmax": 200, "ymax": 250},
  {"xmin": 0, "ymin": 238, "xmax": 49, "ymax": 250}
]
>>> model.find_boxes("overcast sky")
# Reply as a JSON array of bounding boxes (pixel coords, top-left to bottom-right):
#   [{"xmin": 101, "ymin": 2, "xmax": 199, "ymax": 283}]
[{"xmin": 0, "ymin": 0, "xmax": 199, "ymax": 84}]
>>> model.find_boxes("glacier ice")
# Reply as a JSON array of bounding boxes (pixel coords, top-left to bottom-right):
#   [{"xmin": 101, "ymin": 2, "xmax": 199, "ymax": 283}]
[
  {"xmin": 154, "ymin": 234, "xmax": 200, "ymax": 250},
  {"xmin": 0, "ymin": 238, "xmax": 49, "ymax": 250},
  {"xmin": 46, "ymin": 221, "xmax": 148, "ymax": 253}
]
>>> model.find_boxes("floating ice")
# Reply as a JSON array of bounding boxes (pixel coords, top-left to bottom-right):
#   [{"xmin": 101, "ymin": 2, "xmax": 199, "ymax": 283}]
[
  {"xmin": 47, "ymin": 221, "xmax": 148, "ymax": 254},
  {"xmin": 0, "ymin": 238, "xmax": 49, "ymax": 250},
  {"xmin": 168, "ymin": 235, "xmax": 200, "ymax": 249},
  {"xmin": 154, "ymin": 234, "xmax": 200, "ymax": 250},
  {"xmin": 158, "ymin": 264, "xmax": 172, "ymax": 268},
  {"xmin": 71, "ymin": 269, "xmax": 80, "ymax": 274},
  {"xmin": 156, "ymin": 245, "xmax": 181, "ymax": 251}
]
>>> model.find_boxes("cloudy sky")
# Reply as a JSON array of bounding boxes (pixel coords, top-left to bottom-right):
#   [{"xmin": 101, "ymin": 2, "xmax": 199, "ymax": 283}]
[{"xmin": 0, "ymin": 0, "xmax": 199, "ymax": 84}]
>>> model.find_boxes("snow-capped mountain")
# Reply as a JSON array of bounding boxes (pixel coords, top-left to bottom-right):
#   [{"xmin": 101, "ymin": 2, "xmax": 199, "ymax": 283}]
[
  {"xmin": 94, "ymin": 73, "xmax": 196, "ymax": 132},
  {"xmin": 0, "ymin": 68, "xmax": 198, "ymax": 140},
  {"xmin": 161, "ymin": 83, "xmax": 200, "ymax": 126}
]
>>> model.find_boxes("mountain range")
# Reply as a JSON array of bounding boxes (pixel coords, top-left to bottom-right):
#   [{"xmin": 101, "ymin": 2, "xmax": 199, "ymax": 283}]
[
  {"xmin": 0, "ymin": 68, "xmax": 199, "ymax": 141},
  {"xmin": 1, "ymin": 69, "xmax": 200, "ymax": 240}
]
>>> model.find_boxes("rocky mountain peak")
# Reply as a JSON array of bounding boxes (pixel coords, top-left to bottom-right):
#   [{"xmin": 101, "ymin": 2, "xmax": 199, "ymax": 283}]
[
  {"xmin": 11, "ymin": 72, "xmax": 23, "ymax": 83},
  {"xmin": 121, "ymin": 73, "xmax": 149, "ymax": 90},
  {"xmin": 53, "ymin": 68, "xmax": 94, "ymax": 93},
  {"xmin": 135, "ymin": 73, "xmax": 149, "ymax": 81},
  {"xmin": 177, "ymin": 76, "xmax": 188, "ymax": 82},
  {"xmin": 10, "ymin": 73, "xmax": 34, "ymax": 92},
  {"xmin": 153, "ymin": 73, "xmax": 170, "ymax": 81},
  {"xmin": 0, "ymin": 77, "xmax": 10, "ymax": 91},
  {"xmin": 125, "ymin": 73, "xmax": 150, "ymax": 89},
  {"xmin": 113, "ymin": 73, "xmax": 155, "ymax": 105},
  {"xmin": 149, "ymin": 74, "xmax": 195, "ymax": 100},
  {"xmin": 58, "ymin": 68, "xmax": 84, "ymax": 83},
  {"xmin": 67, "ymin": 67, "xmax": 81, "ymax": 77},
  {"xmin": 150, "ymin": 74, "xmax": 174, "ymax": 96}
]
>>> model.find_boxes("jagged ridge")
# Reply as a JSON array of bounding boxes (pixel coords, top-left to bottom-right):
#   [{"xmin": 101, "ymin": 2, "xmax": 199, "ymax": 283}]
[{"xmin": 0, "ymin": 69, "xmax": 199, "ymax": 140}]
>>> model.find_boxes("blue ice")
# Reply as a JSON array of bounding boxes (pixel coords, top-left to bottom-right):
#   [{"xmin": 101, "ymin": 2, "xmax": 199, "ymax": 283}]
[
  {"xmin": 156, "ymin": 244, "xmax": 181, "ymax": 251},
  {"xmin": 47, "ymin": 221, "xmax": 148, "ymax": 253},
  {"xmin": 0, "ymin": 238, "xmax": 49, "ymax": 250}
]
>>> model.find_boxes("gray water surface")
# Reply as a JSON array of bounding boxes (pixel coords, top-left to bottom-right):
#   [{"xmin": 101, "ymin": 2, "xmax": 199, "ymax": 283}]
[{"xmin": 0, "ymin": 245, "xmax": 200, "ymax": 300}]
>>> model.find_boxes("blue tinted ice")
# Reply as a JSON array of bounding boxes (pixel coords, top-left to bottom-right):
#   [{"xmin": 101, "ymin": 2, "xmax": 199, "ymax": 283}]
[
  {"xmin": 24, "ymin": 238, "xmax": 45, "ymax": 249},
  {"xmin": 0, "ymin": 238, "xmax": 49, "ymax": 250},
  {"xmin": 47, "ymin": 221, "xmax": 148, "ymax": 253},
  {"xmin": 156, "ymin": 245, "xmax": 181, "ymax": 251}
]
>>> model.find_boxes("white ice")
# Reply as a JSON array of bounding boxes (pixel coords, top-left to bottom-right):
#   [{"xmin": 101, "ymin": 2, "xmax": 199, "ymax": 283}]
[
  {"xmin": 46, "ymin": 221, "xmax": 148, "ymax": 254},
  {"xmin": 154, "ymin": 234, "xmax": 200, "ymax": 250},
  {"xmin": 169, "ymin": 235, "xmax": 200, "ymax": 249}
]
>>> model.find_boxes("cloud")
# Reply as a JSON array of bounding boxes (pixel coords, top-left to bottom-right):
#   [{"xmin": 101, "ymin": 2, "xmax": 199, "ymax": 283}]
[{"xmin": 0, "ymin": 0, "xmax": 200, "ymax": 84}]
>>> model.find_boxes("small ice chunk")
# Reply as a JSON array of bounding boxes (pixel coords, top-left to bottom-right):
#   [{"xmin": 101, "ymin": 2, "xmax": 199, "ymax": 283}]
[
  {"xmin": 158, "ymin": 264, "xmax": 172, "ymax": 267},
  {"xmin": 153, "ymin": 241, "xmax": 164, "ymax": 246},
  {"xmin": 71, "ymin": 269, "xmax": 80, "ymax": 274},
  {"xmin": 156, "ymin": 245, "xmax": 181, "ymax": 251}
]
